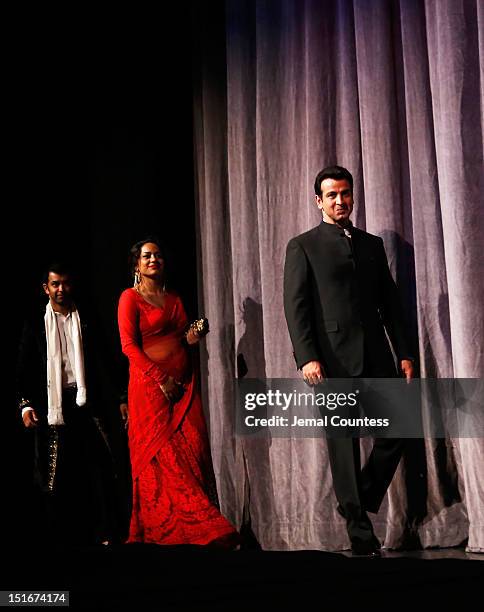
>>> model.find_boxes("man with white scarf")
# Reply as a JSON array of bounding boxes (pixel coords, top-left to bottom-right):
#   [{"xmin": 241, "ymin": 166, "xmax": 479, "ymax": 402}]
[{"xmin": 17, "ymin": 263, "xmax": 117, "ymax": 546}]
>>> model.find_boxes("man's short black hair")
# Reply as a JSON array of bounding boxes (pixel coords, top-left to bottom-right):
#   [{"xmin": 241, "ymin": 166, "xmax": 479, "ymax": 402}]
[
  {"xmin": 42, "ymin": 262, "xmax": 73, "ymax": 285},
  {"xmin": 314, "ymin": 166, "xmax": 353, "ymax": 196}
]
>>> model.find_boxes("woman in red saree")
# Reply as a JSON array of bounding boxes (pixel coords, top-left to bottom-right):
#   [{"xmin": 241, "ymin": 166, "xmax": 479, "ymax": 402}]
[{"xmin": 118, "ymin": 238, "xmax": 238, "ymax": 547}]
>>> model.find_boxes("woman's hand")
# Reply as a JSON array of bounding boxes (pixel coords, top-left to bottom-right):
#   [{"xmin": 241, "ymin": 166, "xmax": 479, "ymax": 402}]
[
  {"xmin": 186, "ymin": 328, "xmax": 201, "ymax": 345},
  {"xmin": 185, "ymin": 318, "xmax": 209, "ymax": 345},
  {"xmin": 160, "ymin": 377, "xmax": 185, "ymax": 403},
  {"xmin": 22, "ymin": 408, "xmax": 39, "ymax": 428}
]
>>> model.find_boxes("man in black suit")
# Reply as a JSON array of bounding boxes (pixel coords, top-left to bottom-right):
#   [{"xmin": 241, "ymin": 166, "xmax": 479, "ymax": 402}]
[
  {"xmin": 283, "ymin": 165, "xmax": 414, "ymax": 556},
  {"xmin": 16, "ymin": 263, "xmax": 118, "ymax": 547}
]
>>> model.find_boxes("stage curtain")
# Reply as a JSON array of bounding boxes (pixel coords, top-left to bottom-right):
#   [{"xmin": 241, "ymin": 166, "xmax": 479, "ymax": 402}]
[{"xmin": 193, "ymin": 0, "xmax": 484, "ymax": 552}]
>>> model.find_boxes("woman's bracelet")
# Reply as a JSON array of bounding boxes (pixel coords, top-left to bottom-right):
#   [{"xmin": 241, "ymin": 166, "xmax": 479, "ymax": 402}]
[{"xmin": 18, "ymin": 397, "xmax": 32, "ymax": 411}]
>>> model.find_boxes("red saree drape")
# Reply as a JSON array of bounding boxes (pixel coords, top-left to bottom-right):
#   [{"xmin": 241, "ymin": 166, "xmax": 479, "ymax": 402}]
[{"xmin": 118, "ymin": 288, "xmax": 237, "ymax": 545}]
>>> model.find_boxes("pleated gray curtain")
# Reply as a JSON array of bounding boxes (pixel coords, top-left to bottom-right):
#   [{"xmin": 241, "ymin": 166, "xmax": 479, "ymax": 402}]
[{"xmin": 193, "ymin": 0, "xmax": 484, "ymax": 552}]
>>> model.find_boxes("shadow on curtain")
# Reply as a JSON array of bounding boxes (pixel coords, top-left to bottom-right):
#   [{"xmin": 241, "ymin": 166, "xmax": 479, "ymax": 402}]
[{"xmin": 192, "ymin": 0, "xmax": 483, "ymax": 552}]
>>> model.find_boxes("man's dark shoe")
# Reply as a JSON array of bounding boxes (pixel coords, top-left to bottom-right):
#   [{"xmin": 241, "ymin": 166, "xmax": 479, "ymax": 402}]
[
  {"xmin": 352, "ymin": 548, "xmax": 381, "ymax": 558},
  {"xmin": 351, "ymin": 539, "xmax": 381, "ymax": 557},
  {"xmin": 338, "ymin": 504, "xmax": 382, "ymax": 555},
  {"xmin": 337, "ymin": 505, "xmax": 381, "ymax": 548}
]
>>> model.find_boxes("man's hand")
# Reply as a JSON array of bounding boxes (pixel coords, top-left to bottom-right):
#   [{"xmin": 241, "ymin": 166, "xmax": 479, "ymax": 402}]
[
  {"xmin": 22, "ymin": 408, "xmax": 39, "ymax": 429},
  {"xmin": 400, "ymin": 359, "xmax": 414, "ymax": 382},
  {"xmin": 120, "ymin": 403, "xmax": 129, "ymax": 429},
  {"xmin": 302, "ymin": 361, "xmax": 325, "ymax": 385},
  {"xmin": 160, "ymin": 377, "xmax": 185, "ymax": 403}
]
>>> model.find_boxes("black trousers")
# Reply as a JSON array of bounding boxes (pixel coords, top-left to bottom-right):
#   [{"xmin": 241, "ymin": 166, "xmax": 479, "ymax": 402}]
[
  {"xmin": 34, "ymin": 389, "xmax": 117, "ymax": 546},
  {"xmin": 326, "ymin": 436, "xmax": 405, "ymax": 541},
  {"xmin": 325, "ymin": 360, "xmax": 405, "ymax": 544}
]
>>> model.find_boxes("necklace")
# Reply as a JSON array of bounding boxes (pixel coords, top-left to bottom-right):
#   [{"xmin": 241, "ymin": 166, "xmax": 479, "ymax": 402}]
[{"xmin": 136, "ymin": 284, "xmax": 166, "ymax": 308}]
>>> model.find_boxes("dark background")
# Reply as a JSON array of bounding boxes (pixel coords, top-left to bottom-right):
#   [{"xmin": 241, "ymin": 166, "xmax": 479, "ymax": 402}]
[
  {"xmin": 11, "ymin": 6, "xmax": 199, "ymax": 331},
  {"xmin": 8, "ymin": 3, "xmax": 227, "ymax": 544}
]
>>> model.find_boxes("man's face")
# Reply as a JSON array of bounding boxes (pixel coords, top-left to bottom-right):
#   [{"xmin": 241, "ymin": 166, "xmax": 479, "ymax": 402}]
[
  {"xmin": 315, "ymin": 178, "xmax": 353, "ymax": 225},
  {"xmin": 43, "ymin": 272, "xmax": 73, "ymax": 309}
]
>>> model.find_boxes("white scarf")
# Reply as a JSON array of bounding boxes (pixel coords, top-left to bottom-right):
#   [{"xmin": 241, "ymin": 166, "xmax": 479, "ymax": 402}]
[{"xmin": 45, "ymin": 302, "xmax": 87, "ymax": 425}]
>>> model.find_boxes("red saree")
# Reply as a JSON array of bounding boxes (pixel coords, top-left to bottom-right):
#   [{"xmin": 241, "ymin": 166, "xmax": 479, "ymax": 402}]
[{"xmin": 118, "ymin": 288, "xmax": 237, "ymax": 545}]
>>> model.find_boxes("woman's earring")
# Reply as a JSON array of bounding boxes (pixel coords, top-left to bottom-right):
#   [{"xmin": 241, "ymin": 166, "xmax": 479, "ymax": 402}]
[{"xmin": 133, "ymin": 270, "xmax": 141, "ymax": 287}]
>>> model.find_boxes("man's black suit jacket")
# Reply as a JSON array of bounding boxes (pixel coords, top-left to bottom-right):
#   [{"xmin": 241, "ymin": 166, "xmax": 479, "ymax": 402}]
[{"xmin": 283, "ymin": 221, "xmax": 411, "ymax": 377}]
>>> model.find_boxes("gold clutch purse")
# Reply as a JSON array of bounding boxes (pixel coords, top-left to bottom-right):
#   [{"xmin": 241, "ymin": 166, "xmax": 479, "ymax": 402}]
[{"xmin": 187, "ymin": 317, "xmax": 209, "ymax": 338}]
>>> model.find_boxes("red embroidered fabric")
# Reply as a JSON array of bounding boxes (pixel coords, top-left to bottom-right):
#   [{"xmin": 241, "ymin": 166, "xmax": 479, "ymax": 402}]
[{"xmin": 118, "ymin": 288, "xmax": 237, "ymax": 545}]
